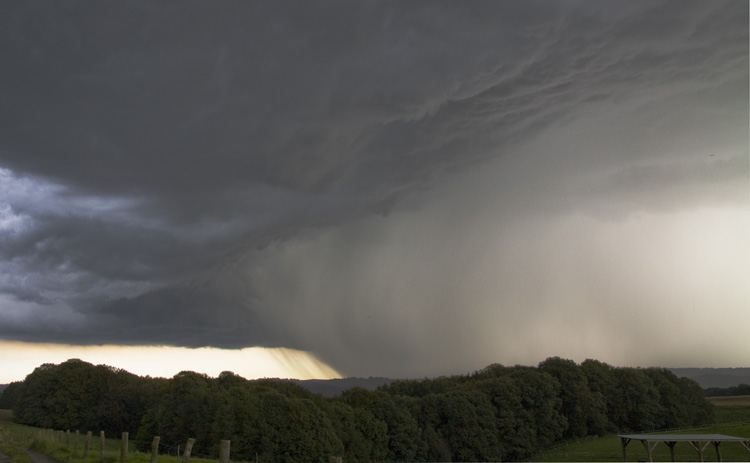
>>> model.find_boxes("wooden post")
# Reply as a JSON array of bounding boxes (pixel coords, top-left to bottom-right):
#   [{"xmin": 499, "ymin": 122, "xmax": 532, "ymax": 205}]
[
  {"xmin": 150, "ymin": 436, "xmax": 160, "ymax": 463},
  {"xmin": 219, "ymin": 440, "xmax": 230, "ymax": 463},
  {"xmin": 182, "ymin": 438, "xmax": 196, "ymax": 463},
  {"xmin": 66, "ymin": 430, "xmax": 70, "ymax": 447},
  {"xmin": 329, "ymin": 457, "xmax": 342, "ymax": 463},
  {"xmin": 100, "ymin": 431, "xmax": 106, "ymax": 462},
  {"xmin": 666, "ymin": 441, "xmax": 676, "ymax": 462},
  {"xmin": 120, "ymin": 432, "xmax": 129, "ymax": 463},
  {"xmin": 84, "ymin": 431, "xmax": 92, "ymax": 458}
]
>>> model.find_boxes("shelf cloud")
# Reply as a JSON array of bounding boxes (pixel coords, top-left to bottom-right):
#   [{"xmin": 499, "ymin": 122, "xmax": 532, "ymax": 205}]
[{"xmin": 1, "ymin": 1, "xmax": 747, "ymax": 378}]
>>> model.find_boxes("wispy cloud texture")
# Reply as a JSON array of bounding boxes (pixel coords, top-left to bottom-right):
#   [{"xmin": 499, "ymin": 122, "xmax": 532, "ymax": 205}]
[{"xmin": 1, "ymin": 1, "xmax": 747, "ymax": 377}]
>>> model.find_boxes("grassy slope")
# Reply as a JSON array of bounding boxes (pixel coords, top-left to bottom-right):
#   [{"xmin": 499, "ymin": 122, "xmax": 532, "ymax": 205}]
[
  {"xmin": 534, "ymin": 398, "xmax": 750, "ymax": 462},
  {"xmin": 0, "ymin": 410, "xmax": 218, "ymax": 463}
]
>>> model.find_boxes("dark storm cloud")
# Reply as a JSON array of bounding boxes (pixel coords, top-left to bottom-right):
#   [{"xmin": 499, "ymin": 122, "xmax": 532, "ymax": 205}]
[{"xmin": 1, "ymin": 1, "xmax": 747, "ymax": 376}]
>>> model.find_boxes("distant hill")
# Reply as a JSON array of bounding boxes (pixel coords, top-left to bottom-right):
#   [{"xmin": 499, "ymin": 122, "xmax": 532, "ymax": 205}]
[{"xmin": 668, "ymin": 368, "xmax": 750, "ymax": 389}]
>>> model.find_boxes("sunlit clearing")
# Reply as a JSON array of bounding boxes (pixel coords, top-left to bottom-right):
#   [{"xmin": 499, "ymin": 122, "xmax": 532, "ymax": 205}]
[{"xmin": 0, "ymin": 341, "xmax": 342, "ymax": 383}]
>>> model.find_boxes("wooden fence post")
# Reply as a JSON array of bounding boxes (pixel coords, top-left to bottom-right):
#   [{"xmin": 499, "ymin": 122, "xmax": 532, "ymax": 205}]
[
  {"xmin": 150, "ymin": 436, "xmax": 160, "ymax": 463},
  {"xmin": 66, "ymin": 430, "xmax": 70, "ymax": 447},
  {"xmin": 219, "ymin": 440, "xmax": 230, "ymax": 463},
  {"xmin": 84, "ymin": 431, "xmax": 92, "ymax": 458},
  {"xmin": 100, "ymin": 431, "xmax": 105, "ymax": 462},
  {"xmin": 120, "ymin": 432, "xmax": 129, "ymax": 463},
  {"xmin": 182, "ymin": 438, "xmax": 195, "ymax": 463}
]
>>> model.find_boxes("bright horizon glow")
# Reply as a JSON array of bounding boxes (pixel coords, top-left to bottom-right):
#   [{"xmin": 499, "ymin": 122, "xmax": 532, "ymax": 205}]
[{"xmin": 0, "ymin": 340, "xmax": 342, "ymax": 384}]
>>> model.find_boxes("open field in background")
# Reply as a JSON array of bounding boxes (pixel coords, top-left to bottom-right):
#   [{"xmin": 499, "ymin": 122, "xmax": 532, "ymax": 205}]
[{"xmin": 708, "ymin": 395, "xmax": 750, "ymax": 407}]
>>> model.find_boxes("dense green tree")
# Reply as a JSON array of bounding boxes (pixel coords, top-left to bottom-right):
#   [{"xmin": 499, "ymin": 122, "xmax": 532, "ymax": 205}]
[
  {"xmin": 16, "ymin": 359, "xmax": 160, "ymax": 437},
  {"xmin": 418, "ymin": 422, "xmax": 452, "ymax": 462},
  {"xmin": 705, "ymin": 383, "xmax": 750, "ymax": 397},
  {"xmin": 15, "ymin": 359, "xmax": 113, "ymax": 431},
  {"xmin": 208, "ymin": 376, "xmax": 268, "ymax": 460},
  {"xmin": 255, "ymin": 390, "xmax": 344, "ymax": 463},
  {"xmin": 342, "ymin": 389, "xmax": 422, "ymax": 461},
  {"xmin": 419, "ymin": 390, "xmax": 502, "ymax": 462},
  {"xmin": 15, "ymin": 362, "xmax": 59, "ymax": 428},
  {"xmin": 539, "ymin": 357, "xmax": 608, "ymax": 438},
  {"xmin": 0, "ymin": 381, "xmax": 25, "ymax": 410},
  {"xmin": 253, "ymin": 379, "xmax": 316, "ymax": 399},
  {"xmin": 471, "ymin": 375, "xmax": 526, "ymax": 461},
  {"xmin": 505, "ymin": 366, "xmax": 567, "ymax": 450},
  {"xmin": 382, "ymin": 377, "xmax": 456, "ymax": 398},
  {"xmin": 581, "ymin": 358, "xmax": 622, "ymax": 433},
  {"xmin": 677, "ymin": 376, "xmax": 714, "ymax": 426},
  {"xmin": 11, "ymin": 358, "xmax": 720, "ymax": 462},
  {"xmin": 643, "ymin": 368, "xmax": 692, "ymax": 429},
  {"xmin": 137, "ymin": 370, "xmax": 218, "ymax": 453},
  {"xmin": 611, "ymin": 368, "xmax": 664, "ymax": 431},
  {"xmin": 325, "ymin": 399, "xmax": 388, "ymax": 462}
]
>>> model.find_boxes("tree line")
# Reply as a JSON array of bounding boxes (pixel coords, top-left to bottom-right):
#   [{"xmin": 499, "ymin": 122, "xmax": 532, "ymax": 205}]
[
  {"xmin": 0, "ymin": 357, "xmax": 714, "ymax": 462},
  {"xmin": 704, "ymin": 384, "xmax": 750, "ymax": 397}
]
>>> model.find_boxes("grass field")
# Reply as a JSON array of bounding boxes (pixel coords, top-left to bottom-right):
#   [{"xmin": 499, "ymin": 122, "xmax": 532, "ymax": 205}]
[
  {"xmin": 708, "ymin": 395, "xmax": 750, "ymax": 407},
  {"xmin": 0, "ymin": 412, "xmax": 218, "ymax": 463}
]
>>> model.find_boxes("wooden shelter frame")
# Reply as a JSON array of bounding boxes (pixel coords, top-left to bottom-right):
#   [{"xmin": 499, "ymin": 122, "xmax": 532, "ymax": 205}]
[{"xmin": 619, "ymin": 433, "xmax": 750, "ymax": 462}]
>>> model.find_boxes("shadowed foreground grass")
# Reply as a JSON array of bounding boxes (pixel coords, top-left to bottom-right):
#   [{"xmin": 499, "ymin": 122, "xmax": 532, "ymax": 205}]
[{"xmin": 0, "ymin": 413, "xmax": 218, "ymax": 463}]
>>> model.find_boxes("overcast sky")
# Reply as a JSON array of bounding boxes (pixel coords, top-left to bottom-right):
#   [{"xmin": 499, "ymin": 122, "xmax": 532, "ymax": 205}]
[{"xmin": 1, "ymin": 0, "xmax": 748, "ymax": 381}]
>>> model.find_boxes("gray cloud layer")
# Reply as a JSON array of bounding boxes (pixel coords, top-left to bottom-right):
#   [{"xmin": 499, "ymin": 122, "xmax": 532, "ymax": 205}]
[{"xmin": 1, "ymin": 1, "xmax": 748, "ymax": 377}]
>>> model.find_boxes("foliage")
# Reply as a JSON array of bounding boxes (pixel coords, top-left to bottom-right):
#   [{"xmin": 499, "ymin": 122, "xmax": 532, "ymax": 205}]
[
  {"xmin": 13, "ymin": 359, "xmax": 162, "ymax": 436},
  {"xmin": 9, "ymin": 357, "xmax": 720, "ymax": 462},
  {"xmin": 0, "ymin": 381, "xmax": 24, "ymax": 409}
]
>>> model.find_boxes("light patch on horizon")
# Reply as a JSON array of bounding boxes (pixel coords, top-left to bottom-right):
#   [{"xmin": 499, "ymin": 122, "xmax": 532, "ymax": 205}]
[{"xmin": 0, "ymin": 341, "xmax": 342, "ymax": 384}]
